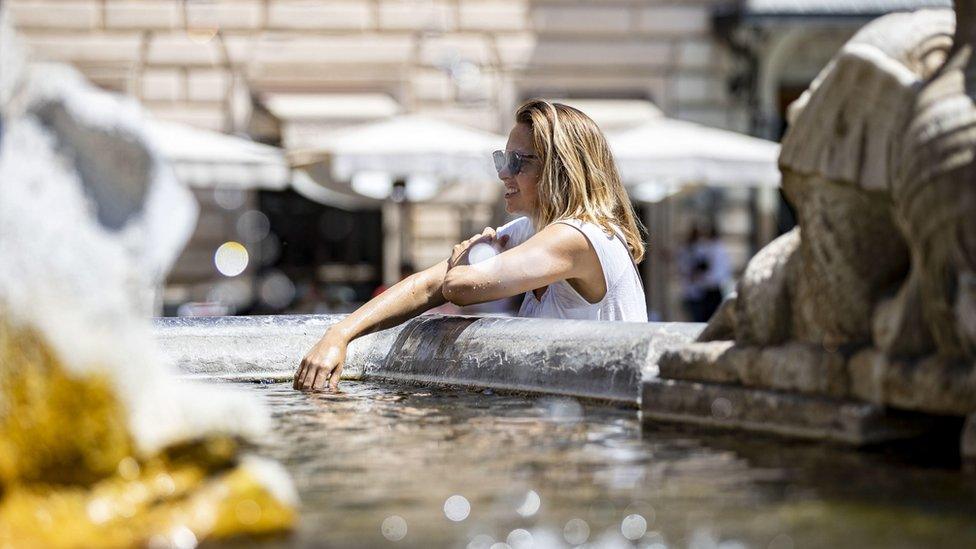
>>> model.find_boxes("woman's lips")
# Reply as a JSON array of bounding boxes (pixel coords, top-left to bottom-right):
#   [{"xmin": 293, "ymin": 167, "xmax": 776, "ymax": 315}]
[{"xmin": 504, "ymin": 187, "xmax": 519, "ymax": 198}]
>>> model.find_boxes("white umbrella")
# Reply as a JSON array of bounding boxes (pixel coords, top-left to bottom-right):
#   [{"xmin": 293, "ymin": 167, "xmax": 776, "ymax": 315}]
[
  {"xmin": 609, "ymin": 116, "xmax": 781, "ymax": 193},
  {"xmin": 291, "ymin": 114, "xmax": 505, "ymax": 197},
  {"xmin": 146, "ymin": 119, "xmax": 290, "ymax": 190}
]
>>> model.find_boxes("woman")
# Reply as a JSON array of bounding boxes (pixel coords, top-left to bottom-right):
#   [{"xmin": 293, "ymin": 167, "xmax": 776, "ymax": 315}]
[{"xmin": 294, "ymin": 99, "xmax": 647, "ymax": 391}]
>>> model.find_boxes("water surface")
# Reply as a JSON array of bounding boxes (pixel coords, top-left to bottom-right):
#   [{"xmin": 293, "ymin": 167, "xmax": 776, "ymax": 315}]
[{"xmin": 221, "ymin": 381, "xmax": 976, "ymax": 548}]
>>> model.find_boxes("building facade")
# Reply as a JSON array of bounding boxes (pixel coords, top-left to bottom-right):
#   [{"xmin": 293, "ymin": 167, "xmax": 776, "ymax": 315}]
[{"xmin": 8, "ymin": 0, "xmax": 946, "ymax": 318}]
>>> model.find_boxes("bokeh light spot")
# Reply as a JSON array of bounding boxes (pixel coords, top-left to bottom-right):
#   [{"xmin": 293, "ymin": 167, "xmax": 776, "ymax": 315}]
[
  {"xmin": 444, "ymin": 494, "xmax": 471, "ymax": 522},
  {"xmin": 236, "ymin": 210, "xmax": 270, "ymax": 242},
  {"xmin": 259, "ymin": 271, "xmax": 296, "ymax": 309},
  {"xmin": 515, "ymin": 490, "xmax": 541, "ymax": 517},
  {"xmin": 621, "ymin": 514, "xmax": 648, "ymax": 540},
  {"xmin": 169, "ymin": 525, "xmax": 198, "ymax": 549},
  {"xmin": 235, "ymin": 499, "xmax": 262, "ymax": 525},
  {"xmin": 710, "ymin": 397, "xmax": 733, "ymax": 419},
  {"xmin": 381, "ymin": 515, "xmax": 407, "ymax": 541},
  {"xmin": 213, "ymin": 187, "xmax": 246, "ymax": 210},
  {"xmin": 563, "ymin": 518, "xmax": 590, "ymax": 545},
  {"xmin": 506, "ymin": 528, "xmax": 533, "ymax": 549},
  {"xmin": 214, "ymin": 241, "xmax": 248, "ymax": 276},
  {"xmin": 117, "ymin": 456, "xmax": 140, "ymax": 481},
  {"xmin": 467, "ymin": 534, "xmax": 494, "ymax": 549},
  {"xmin": 468, "ymin": 242, "xmax": 498, "ymax": 264}
]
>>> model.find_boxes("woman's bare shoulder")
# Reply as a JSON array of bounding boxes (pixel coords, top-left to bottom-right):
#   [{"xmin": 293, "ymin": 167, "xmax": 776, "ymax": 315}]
[{"xmin": 529, "ymin": 221, "xmax": 593, "ymax": 257}]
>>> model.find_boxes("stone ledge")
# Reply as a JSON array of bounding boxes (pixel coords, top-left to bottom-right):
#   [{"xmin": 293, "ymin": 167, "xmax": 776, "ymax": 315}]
[
  {"xmin": 154, "ymin": 315, "xmax": 702, "ymax": 404},
  {"xmin": 369, "ymin": 316, "xmax": 701, "ymax": 405},
  {"xmin": 154, "ymin": 314, "xmax": 381, "ymax": 381},
  {"xmin": 848, "ymin": 349, "xmax": 976, "ymax": 415},
  {"xmin": 641, "ymin": 378, "xmax": 939, "ymax": 445},
  {"xmin": 659, "ymin": 341, "xmax": 849, "ymax": 397}
]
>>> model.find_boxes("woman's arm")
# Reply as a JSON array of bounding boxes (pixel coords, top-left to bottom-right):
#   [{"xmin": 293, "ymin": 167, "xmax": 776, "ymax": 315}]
[
  {"xmin": 293, "ymin": 260, "xmax": 449, "ymax": 391},
  {"xmin": 442, "ymin": 222, "xmax": 596, "ymax": 306},
  {"xmin": 294, "ymin": 227, "xmax": 504, "ymax": 391}
]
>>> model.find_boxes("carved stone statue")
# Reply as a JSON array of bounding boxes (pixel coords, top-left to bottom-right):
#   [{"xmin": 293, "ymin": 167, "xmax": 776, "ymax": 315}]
[
  {"xmin": 658, "ymin": 1, "xmax": 976, "ymax": 454},
  {"xmin": 0, "ymin": 10, "xmax": 295, "ymax": 545}
]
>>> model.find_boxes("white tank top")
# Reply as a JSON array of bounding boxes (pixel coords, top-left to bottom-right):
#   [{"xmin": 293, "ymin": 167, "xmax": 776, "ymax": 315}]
[{"xmin": 495, "ymin": 217, "xmax": 648, "ymax": 322}]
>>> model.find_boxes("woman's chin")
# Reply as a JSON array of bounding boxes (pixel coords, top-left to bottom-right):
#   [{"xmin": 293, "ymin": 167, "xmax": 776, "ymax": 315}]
[{"xmin": 504, "ymin": 197, "xmax": 532, "ymax": 216}]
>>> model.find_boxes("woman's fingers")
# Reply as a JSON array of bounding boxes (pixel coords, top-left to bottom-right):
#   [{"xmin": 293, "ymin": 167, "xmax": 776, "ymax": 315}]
[
  {"xmin": 310, "ymin": 365, "xmax": 329, "ymax": 390},
  {"xmin": 327, "ymin": 363, "xmax": 344, "ymax": 391},
  {"xmin": 293, "ymin": 360, "xmax": 308, "ymax": 389},
  {"xmin": 295, "ymin": 336, "xmax": 348, "ymax": 392}
]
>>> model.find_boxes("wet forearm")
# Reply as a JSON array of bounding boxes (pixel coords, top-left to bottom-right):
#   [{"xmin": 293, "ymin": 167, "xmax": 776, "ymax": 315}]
[{"xmin": 329, "ymin": 261, "xmax": 448, "ymax": 341}]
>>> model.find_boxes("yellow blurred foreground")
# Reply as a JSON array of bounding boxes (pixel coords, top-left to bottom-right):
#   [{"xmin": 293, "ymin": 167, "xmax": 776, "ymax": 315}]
[{"xmin": 0, "ymin": 318, "xmax": 295, "ymax": 548}]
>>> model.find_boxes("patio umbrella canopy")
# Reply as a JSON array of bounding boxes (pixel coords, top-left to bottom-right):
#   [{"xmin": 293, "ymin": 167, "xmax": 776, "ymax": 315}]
[
  {"xmin": 146, "ymin": 119, "xmax": 291, "ymax": 190},
  {"xmin": 290, "ymin": 114, "xmax": 505, "ymax": 201},
  {"xmin": 608, "ymin": 115, "xmax": 781, "ymax": 200}
]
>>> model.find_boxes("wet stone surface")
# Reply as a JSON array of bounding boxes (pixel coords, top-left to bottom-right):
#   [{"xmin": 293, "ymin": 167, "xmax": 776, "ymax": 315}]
[{"xmin": 217, "ymin": 381, "xmax": 976, "ymax": 548}]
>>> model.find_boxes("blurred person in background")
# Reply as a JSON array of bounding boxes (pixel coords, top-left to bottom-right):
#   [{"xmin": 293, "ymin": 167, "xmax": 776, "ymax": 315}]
[
  {"xmin": 679, "ymin": 224, "xmax": 731, "ymax": 322},
  {"xmin": 295, "ymin": 99, "xmax": 647, "ymax": 391}
]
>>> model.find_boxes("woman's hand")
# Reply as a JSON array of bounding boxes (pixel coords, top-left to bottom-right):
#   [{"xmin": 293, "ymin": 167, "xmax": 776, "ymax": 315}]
[
  {"xmin": 293, "ymin": 331, "xmax": 349, "ymax": 391},
  {"xmin": 448, "ymin": 227, "xmax": 508, "ymax": 268}
]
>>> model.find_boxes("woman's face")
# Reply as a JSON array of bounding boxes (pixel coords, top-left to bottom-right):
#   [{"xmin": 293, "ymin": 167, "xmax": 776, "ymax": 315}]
[{"xmin": 500, "ymin": 123, "xmax": 541, "ymax": 216}]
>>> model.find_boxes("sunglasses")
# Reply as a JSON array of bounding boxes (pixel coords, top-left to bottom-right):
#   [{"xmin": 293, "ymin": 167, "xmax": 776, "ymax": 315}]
[{"xmin": 492, "ymin": 150, "xmax": 537, "ymax": 176}]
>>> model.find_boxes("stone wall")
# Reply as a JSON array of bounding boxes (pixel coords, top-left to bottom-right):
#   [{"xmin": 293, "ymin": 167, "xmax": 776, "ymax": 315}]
[{"xmin": 6, "ymin": 0, "xmax": 744, "ymax": 134}]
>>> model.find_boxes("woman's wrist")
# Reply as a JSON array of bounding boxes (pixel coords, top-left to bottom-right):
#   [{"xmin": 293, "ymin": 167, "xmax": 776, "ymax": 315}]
[{"xmin": 325, "ymin": 323, "xmax": 354, "ymax": 344}]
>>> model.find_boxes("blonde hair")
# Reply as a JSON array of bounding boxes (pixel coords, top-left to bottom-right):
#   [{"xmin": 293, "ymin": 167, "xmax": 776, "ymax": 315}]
[{"xmin": 516, "ymin": 99, "xmax": 646, "ymax": 263}]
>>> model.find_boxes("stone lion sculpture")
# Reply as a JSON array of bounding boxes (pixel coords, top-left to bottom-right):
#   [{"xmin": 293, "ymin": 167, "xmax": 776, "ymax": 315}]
[{"xmin": 658, "ymin": 1, "xmax": 976, "ymax": 448}]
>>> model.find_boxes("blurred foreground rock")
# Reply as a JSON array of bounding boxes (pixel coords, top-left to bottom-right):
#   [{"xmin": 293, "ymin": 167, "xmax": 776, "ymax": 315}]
[
  {"xmin": 0, "ymin": 11, "xmax": 294, "ymax": 547},
  {"xmin": 651, "ymin": 1, "xmax": 976, "ymax": 464}
]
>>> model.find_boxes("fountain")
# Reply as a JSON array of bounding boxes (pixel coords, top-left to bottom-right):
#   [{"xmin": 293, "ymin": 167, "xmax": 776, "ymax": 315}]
[
  {"xmin": 649, "ymin": 1, "xmax": 976, "ymax": 463},
  {"xmin": 3, "ymin": 1, "xmax": 976, "ymax": 546}
]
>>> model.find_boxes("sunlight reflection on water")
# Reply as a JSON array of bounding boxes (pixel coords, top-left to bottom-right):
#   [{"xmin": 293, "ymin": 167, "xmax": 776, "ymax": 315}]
[{"xmin": 218, "ymin": 381, "xmax": 976, "ymax": 548}]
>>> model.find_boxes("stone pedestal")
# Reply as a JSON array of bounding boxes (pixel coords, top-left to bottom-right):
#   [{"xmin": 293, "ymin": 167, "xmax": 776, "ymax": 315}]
[{"xmin": 641, "ymin": 378, "xmax": 938, "ymax": 445}]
